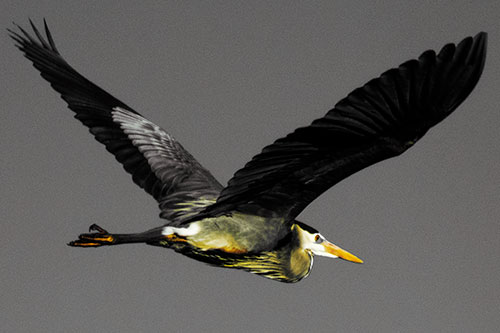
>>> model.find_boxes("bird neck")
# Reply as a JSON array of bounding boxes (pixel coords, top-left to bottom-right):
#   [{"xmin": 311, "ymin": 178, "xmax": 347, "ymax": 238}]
[
  {"xmin": 286, "ymin": 225, "xmax": 314, "ymax": 280},
  {"xmin": 247, "ymin": 229, "xmax": 313, "ymax": 282}
]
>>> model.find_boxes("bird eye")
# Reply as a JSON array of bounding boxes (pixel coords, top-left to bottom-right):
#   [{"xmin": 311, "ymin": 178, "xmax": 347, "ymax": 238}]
[{"xmin": 314, "ymin": 234, "xmax": 322, "ymax": 243}]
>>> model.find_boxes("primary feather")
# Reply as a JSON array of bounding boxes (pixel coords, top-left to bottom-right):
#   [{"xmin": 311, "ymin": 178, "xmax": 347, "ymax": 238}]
[
  {"xmin": 9, "ymin": 20, "xmax": 223, "ymax": 225},
  {"xmin": 200, "ymin": 32, "xmax": 487, "ymax": 222}
]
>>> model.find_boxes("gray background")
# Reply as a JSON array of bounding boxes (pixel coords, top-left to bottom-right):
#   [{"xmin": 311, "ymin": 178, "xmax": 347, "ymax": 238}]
[{"xmin": 2, "ymin": 1, "xmax": 499, "ymax": 332}]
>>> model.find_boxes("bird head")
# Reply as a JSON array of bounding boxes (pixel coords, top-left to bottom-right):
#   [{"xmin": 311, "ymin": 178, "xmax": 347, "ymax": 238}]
[{"xmin": 293, "ymin": 222, "xmax": 363, "ymax": 264}]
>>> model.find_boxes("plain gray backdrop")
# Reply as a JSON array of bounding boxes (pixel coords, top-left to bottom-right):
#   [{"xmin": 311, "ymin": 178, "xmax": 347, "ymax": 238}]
[{"xmin": 2, "ymin": 1, "xmax": 499, "ymax": 332}]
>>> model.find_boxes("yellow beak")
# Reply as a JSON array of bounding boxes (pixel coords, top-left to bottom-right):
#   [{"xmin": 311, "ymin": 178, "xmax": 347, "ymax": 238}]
[{"xmin": 323, "ymin": 241, "xmax": 363, "ymax": 263}]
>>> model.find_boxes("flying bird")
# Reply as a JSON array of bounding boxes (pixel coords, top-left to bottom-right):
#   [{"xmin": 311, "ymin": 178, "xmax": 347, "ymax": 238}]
[{"xmin": 10, "ymin": 20, "xmax": 487, "ymax": 283}]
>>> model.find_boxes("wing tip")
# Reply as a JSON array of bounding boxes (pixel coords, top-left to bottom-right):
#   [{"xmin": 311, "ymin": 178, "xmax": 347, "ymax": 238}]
[
  {"xmin": 9, "ymin": 18, "xmax": 60, "ymax": 55},
  {"xmin": 471, "ymin": 31, "xmax": 487, "ymax": 70}
]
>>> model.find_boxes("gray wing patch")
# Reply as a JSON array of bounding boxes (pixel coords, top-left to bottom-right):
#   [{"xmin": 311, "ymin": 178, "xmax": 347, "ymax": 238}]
[{"xmin": 112, "ymin": 107, "xmax": 223, "ymax": 224}]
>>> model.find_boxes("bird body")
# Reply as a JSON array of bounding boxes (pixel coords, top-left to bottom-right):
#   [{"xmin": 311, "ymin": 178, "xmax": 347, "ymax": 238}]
[
  {"xmin": 10, "ymin": 20, "xmax": 487, "ymax": 283},
  {"xmin": 157, "ymin": 221, "xmax": 325, "ymax": 282},
  {"xmin": 169, "ymin": 213, "xmax": 287, "ymax": 253}
]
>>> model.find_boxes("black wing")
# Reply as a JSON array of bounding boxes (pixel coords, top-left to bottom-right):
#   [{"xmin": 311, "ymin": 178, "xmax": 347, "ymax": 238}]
[
  {"xmin": 198, "ymin": 33, "xmax": 487, "ymax": 222},
  {"xmin": 10, "ymin": 20, "xmax": 223, "ymax": 224}
]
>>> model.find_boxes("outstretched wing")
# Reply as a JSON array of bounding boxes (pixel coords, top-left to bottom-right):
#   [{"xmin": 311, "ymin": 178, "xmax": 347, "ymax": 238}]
[
  {"xmin": 199, "ymin": 32, "xmax": 487, "ymax": 222},
  {"xmin": 10, "ymin": 20, "xmax": 223, "ymax": 224}
]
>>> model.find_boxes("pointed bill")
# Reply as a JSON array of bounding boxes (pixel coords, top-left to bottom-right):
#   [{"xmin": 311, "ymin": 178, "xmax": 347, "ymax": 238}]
[{"xmin": 323, "ymin": 241, "xmax": 363, "ymax": 263}]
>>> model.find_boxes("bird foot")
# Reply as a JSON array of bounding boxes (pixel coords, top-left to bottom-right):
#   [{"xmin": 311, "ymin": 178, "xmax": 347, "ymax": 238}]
[{"xmin": 68, "ymin": 224, "xmax": 115, "ymax": 247}]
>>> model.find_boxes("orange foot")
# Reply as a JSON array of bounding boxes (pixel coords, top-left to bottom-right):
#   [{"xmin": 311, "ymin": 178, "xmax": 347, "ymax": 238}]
[{"xmin": 68, "ymin": 224, "xmax": 115, "ymax": 247}]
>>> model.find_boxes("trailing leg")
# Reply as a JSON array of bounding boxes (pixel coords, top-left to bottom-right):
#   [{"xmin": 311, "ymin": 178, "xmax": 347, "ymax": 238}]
[{"xmin": 68, "ymin": 224, "xmax": 163, "ymax": 247}]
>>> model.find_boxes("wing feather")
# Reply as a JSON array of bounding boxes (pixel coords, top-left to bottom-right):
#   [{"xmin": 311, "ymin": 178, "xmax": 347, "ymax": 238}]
[
  {"xmin": 198, "ymin": 33, "xmax": 487, "ymax": 222},
  {"xmin": 10, "ymin": 20, "xmax": 223, "ymax": 224}
]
